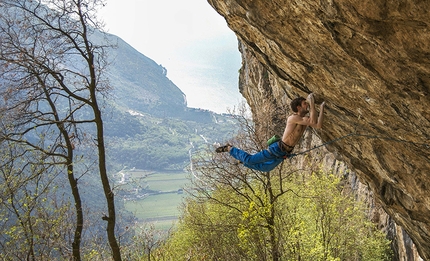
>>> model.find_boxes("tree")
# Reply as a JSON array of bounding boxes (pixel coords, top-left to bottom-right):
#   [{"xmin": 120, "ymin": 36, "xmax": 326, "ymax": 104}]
[
  {"xmin": 161, "ymin": 193, "xmax": 245, "ymax": 260},
  {"xmin": 164, "ymin": 169, "xmax": 391, "ymax": 260},
  {"xmin": 119, "ymin": 223, "xmax": 170, "ymax": 261},
  {"xmin": 160, "ymin": 105, "xmax": 391, "ymax": 260},
  {"xmin": 274, "ymin": 171, "xmax": 392, "ymax": 260},
  {"xmin": 0, "ymin": 140, "xmax": 75, "ymax": 260},
  {"xmin": 0, "ymin": 0, "xmax": 121, "ymax": 260},
  {"xmin": 161, "ymin": 104, "xmax": 294, "ymax": 261}
]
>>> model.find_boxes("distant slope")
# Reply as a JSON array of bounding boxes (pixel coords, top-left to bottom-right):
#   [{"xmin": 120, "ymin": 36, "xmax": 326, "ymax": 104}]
[
  {"xmin": 101, "ymin": 32, "xmax": 187, "ymax": 118},
  {"xmin": 88, "ymin": 31, "xmax": 239, "ymax": 171}
]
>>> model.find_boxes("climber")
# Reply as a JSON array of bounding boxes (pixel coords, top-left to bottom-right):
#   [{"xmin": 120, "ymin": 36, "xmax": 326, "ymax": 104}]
[{"xmin": 216, "ymin": 93, "xmax": 325, "ymax": 172}]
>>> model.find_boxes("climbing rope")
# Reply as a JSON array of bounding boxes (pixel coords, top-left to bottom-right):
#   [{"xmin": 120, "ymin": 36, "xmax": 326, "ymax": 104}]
[{"xmin": 288, "ymin": 132, "xmax": 429, "ymax": 159}]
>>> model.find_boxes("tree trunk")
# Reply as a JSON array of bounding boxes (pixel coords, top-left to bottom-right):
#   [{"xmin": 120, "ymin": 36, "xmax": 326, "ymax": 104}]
[
  {"xmin": 84, "ymin": 16, "xmax": 122, "ymax": 259},
  {"xmin": 267, "ymin": 177, "xmax": 280, "ymax": 261},
  {"xmin": 68, "ymin": 162, "xmax": 83, "ymax": 261},
  {"xmin": 93, "ymin": 103, "xmax": 121, "ymax": 261}
]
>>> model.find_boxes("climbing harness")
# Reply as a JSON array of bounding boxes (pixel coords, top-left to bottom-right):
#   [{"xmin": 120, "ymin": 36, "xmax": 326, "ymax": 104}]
[{"xmin": 287, "ymin": 132, "xmax": 429, "ymax": 159}]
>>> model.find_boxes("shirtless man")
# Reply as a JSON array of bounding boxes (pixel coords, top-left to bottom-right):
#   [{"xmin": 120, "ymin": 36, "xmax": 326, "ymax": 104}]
[{"xmin": 216, "ymin": 93, "xmax": 325, "ymax": 172}]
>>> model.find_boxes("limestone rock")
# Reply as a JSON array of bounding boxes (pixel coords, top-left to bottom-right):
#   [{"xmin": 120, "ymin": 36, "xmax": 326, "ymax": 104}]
[{"xmin": 208, "ymin": 0, "xmax": 430, "ymax": 259}]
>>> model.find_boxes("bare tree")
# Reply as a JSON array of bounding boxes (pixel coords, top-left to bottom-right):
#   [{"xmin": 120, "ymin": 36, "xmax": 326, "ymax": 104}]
[
  {"xmin": 120, "ymin": 223, "xmax": 169, "ymax": 261},
  {"xmin": 0, "ymin": 0, "xmax": 121, "ymax": 260},
  {"xmin": 188, "ymin": 103, "xmax": 297, "ymax": 261}
]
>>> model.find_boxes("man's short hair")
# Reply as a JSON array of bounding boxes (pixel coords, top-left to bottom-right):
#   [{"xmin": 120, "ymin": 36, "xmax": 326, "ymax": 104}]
[{"xmin": 290, "ymin": 97, "xmax": 306, "ymax": 112}]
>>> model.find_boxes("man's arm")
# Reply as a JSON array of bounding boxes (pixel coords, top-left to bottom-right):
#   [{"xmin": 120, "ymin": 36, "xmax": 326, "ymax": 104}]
[
  {"xmin": 315, "ymin": 102, "xmax": 325, "ymax": 129},
  {"xmin": 307, "ymin": 93, "xmax": 317, "ymax": 124},
  {"xmin": 289, "ymin": 101, "xmax": 325, "ymax": 129}
]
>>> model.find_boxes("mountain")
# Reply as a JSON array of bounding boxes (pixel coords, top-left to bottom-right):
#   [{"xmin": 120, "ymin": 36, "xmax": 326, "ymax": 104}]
[
  {"xmin": 98, "ymin": 32, "xmax": 186, "ymax": 117},
  {"xmin": 88, "ymin": 31, "xmax": 238, "ymax": 171}
]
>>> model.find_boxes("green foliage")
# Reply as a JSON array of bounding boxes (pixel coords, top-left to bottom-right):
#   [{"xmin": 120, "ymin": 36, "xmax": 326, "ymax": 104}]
[
  {"xmin": 159, "ymin": 170, "xmax": 392, "ymax": 261},
  {"xmin": 279, "ymin": 172, "xmax": 391, "ymax": 260},
  {"xmin": 161, "ymin": 194, "xmax": 245, "ymax": 260}
]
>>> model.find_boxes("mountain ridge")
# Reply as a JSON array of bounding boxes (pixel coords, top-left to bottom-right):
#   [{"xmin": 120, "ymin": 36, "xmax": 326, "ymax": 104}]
[
  {"xmin": 100, "ymin": 32, "xmax": 187, "ymax": 118},
  {"xmin": 86, "ymin": 31, "xmax": 239, "ymax": 171}
]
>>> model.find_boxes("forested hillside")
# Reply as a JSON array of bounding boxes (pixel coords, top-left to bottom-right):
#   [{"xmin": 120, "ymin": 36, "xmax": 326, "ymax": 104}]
[
  {"xmin": 91, "ymin": 31, "xmax": 239, "ymax": 171},
  {"xmin": 104, "ymin": 108, "xmax": 238, "ymax": 171}
]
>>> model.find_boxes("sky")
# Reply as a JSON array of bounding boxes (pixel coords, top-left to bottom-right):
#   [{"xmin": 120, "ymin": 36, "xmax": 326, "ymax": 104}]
[{"xmin": 99, "ymin": 0, "xmax": 243, "ymax": 114}]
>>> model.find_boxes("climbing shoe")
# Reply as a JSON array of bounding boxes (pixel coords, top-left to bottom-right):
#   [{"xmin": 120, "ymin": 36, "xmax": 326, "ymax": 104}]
[{"xmin": 216, "ymin": 144, "xmax": 231, "ymax": 153}]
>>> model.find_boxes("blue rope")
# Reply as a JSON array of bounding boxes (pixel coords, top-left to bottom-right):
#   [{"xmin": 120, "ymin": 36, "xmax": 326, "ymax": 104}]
[{"xmin": 288, "ymin": 132, "xmax": 429, "ymax": 158}]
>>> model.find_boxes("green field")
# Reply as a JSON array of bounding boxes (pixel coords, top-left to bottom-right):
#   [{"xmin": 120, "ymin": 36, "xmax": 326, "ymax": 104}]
[
  {"xmin": 125, "ymin": 193, "xmax": 185, "ymax": 219},
  {"xmin": 124, "ymin": 171, "xmax": 190, "ymax": 229},
  {"xmin": 144, "ymin": 172, "xmax": 190, "ymax": 191}
]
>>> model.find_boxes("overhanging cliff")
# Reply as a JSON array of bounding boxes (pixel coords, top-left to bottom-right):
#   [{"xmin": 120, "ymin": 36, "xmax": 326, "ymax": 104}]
[{"xmin": 208, "ymin": 0, "xmax": 430, "ymax": 259}]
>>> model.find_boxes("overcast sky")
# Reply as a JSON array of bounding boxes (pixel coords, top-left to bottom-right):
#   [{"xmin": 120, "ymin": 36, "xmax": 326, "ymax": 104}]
[{"xmin": 99, "ymin": 0, "xmax": 243, "ymax": 113}]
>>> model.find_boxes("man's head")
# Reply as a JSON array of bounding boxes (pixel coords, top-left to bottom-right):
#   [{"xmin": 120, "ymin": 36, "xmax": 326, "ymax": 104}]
[{"xmin": 290, "ymin": 97, "xmax": 306, "ymax": 113}]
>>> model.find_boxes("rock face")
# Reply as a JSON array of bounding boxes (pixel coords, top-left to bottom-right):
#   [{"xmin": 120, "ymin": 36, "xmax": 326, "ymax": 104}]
[{"xmin": 208, "ymin": 0, "xmax": 430, "ymax": 259}]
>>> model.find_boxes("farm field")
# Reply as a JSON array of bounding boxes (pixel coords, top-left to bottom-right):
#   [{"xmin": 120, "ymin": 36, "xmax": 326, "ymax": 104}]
[{"xmin": 123, "ymin": 170, "xmax": 191, "ymax": 229}]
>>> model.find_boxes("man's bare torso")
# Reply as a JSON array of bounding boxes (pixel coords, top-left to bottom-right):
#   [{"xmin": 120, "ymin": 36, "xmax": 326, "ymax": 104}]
[{"xmin": 281, "ymin": 115, "xmax": 308, "ymax": 147}]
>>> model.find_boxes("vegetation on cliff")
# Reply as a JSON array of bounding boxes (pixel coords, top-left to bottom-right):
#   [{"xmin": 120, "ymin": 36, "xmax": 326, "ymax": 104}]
[
  {"xmin": 121, "ymin": 108, "xmax": 392, "ymax": 261},
  {"xmin": 160, "ymin": 172, "xmax": 391, "ymax": 261}
]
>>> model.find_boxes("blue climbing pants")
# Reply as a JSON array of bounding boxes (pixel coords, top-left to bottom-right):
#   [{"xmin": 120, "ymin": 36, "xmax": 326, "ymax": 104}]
[{"xmin": 229, "ymin": 141, "xmax": 291, "ymax": 172}]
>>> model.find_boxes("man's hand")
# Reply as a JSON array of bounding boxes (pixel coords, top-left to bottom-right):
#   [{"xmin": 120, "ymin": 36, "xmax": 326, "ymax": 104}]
[
  {"xmin": 320, "ymin": 101, "xmax": 325, "ymax": 109},
  {"xmin": 307, "ymin": 93, "xmax": 315, "ymax": 105}
]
